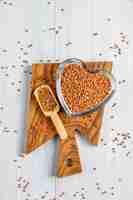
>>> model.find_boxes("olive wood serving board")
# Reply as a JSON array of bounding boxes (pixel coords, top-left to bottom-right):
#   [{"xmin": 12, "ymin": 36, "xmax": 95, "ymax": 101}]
[{"xmin": 25, "ymin": 61, "xmax": 112, "ymax": 177}]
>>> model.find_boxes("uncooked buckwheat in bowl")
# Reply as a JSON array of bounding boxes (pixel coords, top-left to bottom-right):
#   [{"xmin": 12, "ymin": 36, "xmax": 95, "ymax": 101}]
[
  {"xmin": 61, "ymin": 64, "xmax": 111, "ymax": 112},
  {"xmin": 56, "ymin": 58, "xmax": 116, "ymax": 116}
]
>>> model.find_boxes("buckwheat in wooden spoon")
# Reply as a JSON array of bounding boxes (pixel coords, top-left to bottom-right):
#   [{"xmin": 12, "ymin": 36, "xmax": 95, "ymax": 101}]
[{"xmin": 34, "ymin": 85, "xmax": 68, "ymax": 140}]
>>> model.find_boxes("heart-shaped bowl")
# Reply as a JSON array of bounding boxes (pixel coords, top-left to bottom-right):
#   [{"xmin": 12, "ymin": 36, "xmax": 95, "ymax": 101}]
[{"xmin": 56, "ymin": 58, "xmax": 116, "ymax": 116}]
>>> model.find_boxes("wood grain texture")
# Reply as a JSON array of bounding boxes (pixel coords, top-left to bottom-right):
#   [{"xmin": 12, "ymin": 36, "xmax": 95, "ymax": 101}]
[
  {"xmin": 25, "ymin": 61, "xmax": 112, "ymax": 177},
  {"xmin": 57, "ymin": 126, "xmax": 82, "ymax": 177}
]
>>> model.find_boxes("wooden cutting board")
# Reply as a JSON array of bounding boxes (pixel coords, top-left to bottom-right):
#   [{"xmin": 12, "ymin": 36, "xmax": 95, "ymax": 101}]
[{"xmin": 25, "ymin": 61, "xmax": 112, "ymax": 177}]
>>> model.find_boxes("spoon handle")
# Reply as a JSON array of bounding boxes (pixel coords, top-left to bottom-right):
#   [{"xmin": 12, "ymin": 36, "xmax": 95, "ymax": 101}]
[{"xmin": 51, "ymin": 112, "xmax": 68, "ymax": 140}]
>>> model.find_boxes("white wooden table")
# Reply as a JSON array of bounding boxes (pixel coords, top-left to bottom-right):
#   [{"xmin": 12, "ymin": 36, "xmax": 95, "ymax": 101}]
[{"xmin": 0, "ymin": 0, "xmax": 133, "ymax": 199}]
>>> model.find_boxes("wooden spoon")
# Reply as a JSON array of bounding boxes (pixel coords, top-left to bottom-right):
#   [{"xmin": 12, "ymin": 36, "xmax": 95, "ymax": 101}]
[{"xmin": 34, "ymin": 84, "xmax": 67, "ymax": 140}]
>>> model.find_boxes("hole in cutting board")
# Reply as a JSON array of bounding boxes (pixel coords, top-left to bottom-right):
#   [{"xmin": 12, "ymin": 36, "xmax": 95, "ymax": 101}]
[{"xmin": 64, "ymin": 158, "xmax": 73, "ymax": 167}]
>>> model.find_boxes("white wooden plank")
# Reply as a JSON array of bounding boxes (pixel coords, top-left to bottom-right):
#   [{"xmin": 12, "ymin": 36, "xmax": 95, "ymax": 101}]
[{"xmin": 32, "ymin": 0, "xmax": 57, "ymax": 62}]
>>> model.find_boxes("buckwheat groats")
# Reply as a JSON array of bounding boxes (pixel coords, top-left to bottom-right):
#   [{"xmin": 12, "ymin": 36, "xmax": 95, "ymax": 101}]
[
  {"xmin": 61, "ymin": 64, "xmax": 111, "ymax": 113},
  {"xmin": 35, "ymin": 86, "xmax": 57, "ymax": 112}
]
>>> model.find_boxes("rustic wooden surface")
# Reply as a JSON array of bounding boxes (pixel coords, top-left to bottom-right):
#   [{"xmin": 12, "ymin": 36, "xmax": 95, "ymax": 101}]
[{"xmin": 25, "ymin": 61, "xmax": 112, "ymax": 177}]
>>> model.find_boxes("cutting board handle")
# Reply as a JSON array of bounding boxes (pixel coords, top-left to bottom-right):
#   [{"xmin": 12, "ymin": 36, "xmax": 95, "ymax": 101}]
[{"xmin": 57, "ymin": 127, "xmax": 82, "ymax": 177}]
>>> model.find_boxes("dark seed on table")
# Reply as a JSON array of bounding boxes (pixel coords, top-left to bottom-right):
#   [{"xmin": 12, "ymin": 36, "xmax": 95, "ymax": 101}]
[
  {"xmin": 118, "ymin": 177, "xmax": 123, "ymax": 182},
  {"xmin": 112, "ymin": 102, "xmax": 117, "ymax": 107},
  {"xmin": 111, "ymin": 192, "xmax": 115, "ymax": 196},
  {"xmin": 97, "ymin": 187, "xmax": 100, "ymax": 190},
  {"xmin": 27, "ymin": 44, "xmax": 32, "ymax": 48},
  {"xmin": 101, "ymin": 190, "xmax": 107, "ymax": 194},
  {"xmin": 93, "ymin": 32, "xmax": 99, "ymax": 36},
  {"xmin": 107, "ymin": 17, "xmax": 112, "ymax": 22},
  {"xmin": 56, "ymin": 30, "xmax": 59, "ymax": 34},
  {"xmin": 41, "ymin": 195, "xmax": 45, "ymax": 199},
  {"xmin": 96, "ymin": 182, "xmax": 100, "ymax": 186}
]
